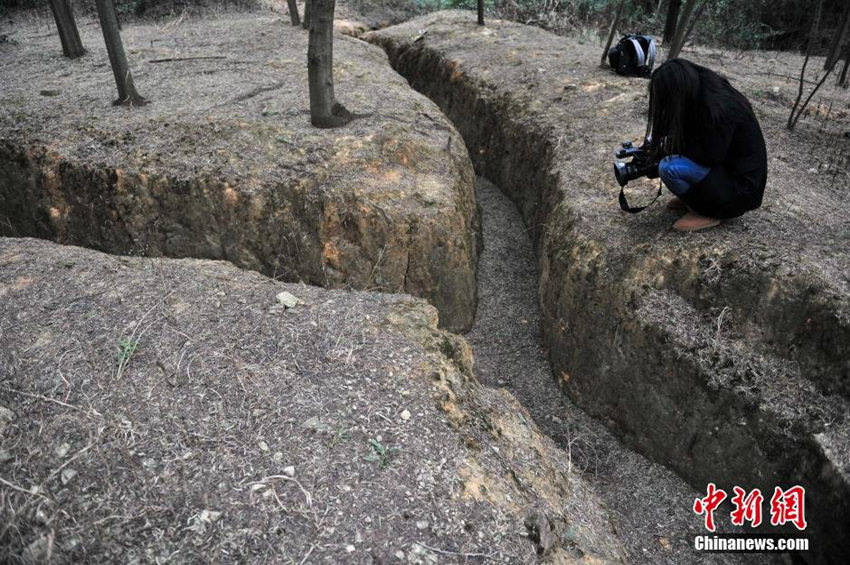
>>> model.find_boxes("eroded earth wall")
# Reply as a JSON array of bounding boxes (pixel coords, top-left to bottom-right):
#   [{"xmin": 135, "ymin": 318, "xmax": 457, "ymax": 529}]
[
  {"xmin": 0, "ymin": 15, "xmax": 478, "ymax": 332},
  {"xmin": 367, "ymin": 11, "xmax": 850, "ymax": 562}
]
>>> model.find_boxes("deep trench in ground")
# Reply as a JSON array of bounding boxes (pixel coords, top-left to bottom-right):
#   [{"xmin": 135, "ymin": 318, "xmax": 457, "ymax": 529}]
[{"xmin": 466, "ymin": 177, "xmax": 772, "ymax": 564}]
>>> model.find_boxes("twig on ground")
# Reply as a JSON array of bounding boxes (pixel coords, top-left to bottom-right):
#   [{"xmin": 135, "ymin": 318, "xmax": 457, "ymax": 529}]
[
  {"xmin": 298, "ymin": 544, "xmax": 316, "ymax": 565},
  {"xmin": 149, "ymin": 56, "xmax": 226, "ymax": 63},
  {"xmin": 1, "ymin": 386, "xmax": 90, "ymax": 415},
  {"xmin": 0, "ymin": 475, "xmax": 48, "ymax": 499},
  {"xmin": 411, "ymin": 542, "xmax": 494, "ymax": 559}
]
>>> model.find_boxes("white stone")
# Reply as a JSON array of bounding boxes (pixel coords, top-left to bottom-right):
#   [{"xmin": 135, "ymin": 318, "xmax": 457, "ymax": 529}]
[
  {"xmin": 275, "ymin": 291, "xmax": 299, "ymax": 308},
  {"xmin": 60, "ymin": 468, "xmax": 77, "ymax": 485}
]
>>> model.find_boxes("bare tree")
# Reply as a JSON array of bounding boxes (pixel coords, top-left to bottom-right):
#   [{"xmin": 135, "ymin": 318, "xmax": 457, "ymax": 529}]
[
  {"xmin": 308, "ymin": 0, "xmax": 351, "ymax": 128},
  {"xmin": 667, "ymin": 0, "xmax": 699, "ymax": 59},
  {"xmin": 287, "ymin": 0, "xmax": 301, "ymax": 26},
  {"xmin": 302, "ymin": 0, "xmax": 312, "ymax": 30},
  {"xmin": 788, "ymin": 0, "xmax": 826, "ymax": 130},
  {"xmin": 478, "ymin": 0, "xmax": 484, "ymax": 26},
  {"xmin": 600, "ymin": 0, "xmax": 628, "ymax": 68},
  {"xmin": 681, "ymin": 1, "xmax": 705, "ymax": 49},
  {"xmin": 662, "ymin": 0, "xmax": 681, "ymax": 45},
  {"xmin": 94, "ymin": 0, "xmax": 147, "ymax": 106},
  {"xmin": 111, "ymin": 0, "xmax": 122, "ymax": 30},
  {"xmin": 825, "ymin": 1, "xmax": 850, "ymax": 72},
  {"xmin": 49, "ymin": 0, "xmax": 86, "ymax": 59}
]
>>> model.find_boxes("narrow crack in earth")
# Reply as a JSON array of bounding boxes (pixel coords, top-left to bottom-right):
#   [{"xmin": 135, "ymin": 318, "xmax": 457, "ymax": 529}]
[{"xmin": 467, "ymin": 177, "xmax": 779, "ymax": 564}]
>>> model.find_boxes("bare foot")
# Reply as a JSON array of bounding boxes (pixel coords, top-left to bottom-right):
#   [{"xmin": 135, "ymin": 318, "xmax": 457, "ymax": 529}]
[{"xmin": 673, "ymin": 211, "xmax": 721, "ymax": 231}]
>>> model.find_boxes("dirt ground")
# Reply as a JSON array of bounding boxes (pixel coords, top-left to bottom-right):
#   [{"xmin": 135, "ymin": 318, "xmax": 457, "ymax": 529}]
[
  {"xmin": 2, "ymin": 5, "xmax": 848, "ymax": 564},
  {"xmin": 0, "ymin": 237, "xmax": 632, "ymax": 564}
]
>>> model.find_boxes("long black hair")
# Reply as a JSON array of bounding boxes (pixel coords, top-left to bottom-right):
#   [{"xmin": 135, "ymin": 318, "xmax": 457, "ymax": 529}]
[{"xmin": 646, "ymin": 58, "xmax": 752, "ymax": 157}]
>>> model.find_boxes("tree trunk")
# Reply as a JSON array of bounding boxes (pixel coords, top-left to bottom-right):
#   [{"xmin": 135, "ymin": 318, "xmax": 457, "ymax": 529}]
[
  {"xmin": 681, "ymin": 1, "xmax": 705, "ymax": 51},
  {"xmin": 788, "ymin": 0, "xmax": 825, "ymax": 129},
  {"xmin": 111, "ymin": 0, "xmax": 122, "ymax": 30},
  {"xmin": 94, "ymin": 0, "xmax": 148, "ymax": 106},
  {"xmin": 49, "ymin": 0, "xmax": 86, "ymax": 59},
  {"xmin": 308, "ymin": 0, "xmax": 350, "ymax": 128},
  {"xmin": 825, "ymin": 0, "xmax": 850, "ymax": 71},
  {"xmin": 600, "ymin": 0, "xmax": 627, "ymax": 68},
  {"xmin": 667, "ymin": 0, "xmax": 698, "ymax": 59},
  {"xmin": 663, "ymin": 0, "xmax": 681, "ymax": 45},
  {"xmin": 287, "ymin": 0, "xmax": 301, "ymax": 26},
  {"xmin": 477, "ymin": 0, "xmax": 484, "ymax": 26},
  {"xmin": 302, "ymin": 0, "xmax": 312, "ymax": 30}
]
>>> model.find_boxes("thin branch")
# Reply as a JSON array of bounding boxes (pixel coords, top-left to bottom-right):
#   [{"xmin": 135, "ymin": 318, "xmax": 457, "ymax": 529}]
[
  {"xmin": 600, "ymin": 0, "xmax": 628, "ymax": 68},
  {"xmin": 0, "ymin": 475, "xmax": 48, "ymax": 499},
  {"xmin": 788, "ymin": 0, "xmax": 824, "ymax": 130},
  {"xmin": 411, "ymin": 542, "xmax": 493, "ymax": 559},
  {"xmin": 148, "ymin": 56, "xmax": 226, "ymax": 63}
]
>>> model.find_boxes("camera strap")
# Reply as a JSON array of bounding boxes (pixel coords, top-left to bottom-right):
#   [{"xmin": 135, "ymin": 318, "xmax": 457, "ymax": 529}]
[{"xmin": 618, "ymin": 180, "xmax": 663, "ymax": 213}]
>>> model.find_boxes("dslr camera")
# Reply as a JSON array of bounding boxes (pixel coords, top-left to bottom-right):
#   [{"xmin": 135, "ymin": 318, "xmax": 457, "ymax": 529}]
[{"xmin": 613, "ymin": 140, "xmax": 660, "ymax": 187}]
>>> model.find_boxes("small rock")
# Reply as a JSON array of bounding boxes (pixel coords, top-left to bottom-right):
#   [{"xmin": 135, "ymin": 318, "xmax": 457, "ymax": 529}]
[
  {"xmin": 415, "ymin": 520, "xmax": 429, "ymax": 530},
  {"xmin": 394, "ymin": 550, "xmax": 405, "ymax": 560},
  {"xmin": 400, "ymin": 409, "xmax": 411, "ymax": 421},
  {"xmin": 258, "ymin": 440, "xmax": 269, "ymax": 452},
  {"xmin": 0, "ymin": 449, "xmax": 12, "ymax": 464},
  {"xmin": 62, "ymin": 536, "xmax": 82, "ymax": 553},
  {"xmin": 0, "ymin": 405, "xmax": 14, "ymax": 434},
  {"xmin": 275, "ymin": 291, "xmax": 299, "ymax": 308},
  {"xmin": 283, "ymin": 466, "xmax": 295, "ymax": 477},
  {"xmin": 273, "ymin": 451, "xmax": 283, "ymax": 462},
  {"xmin": 34, "ymin": 508, "xmax": 49, "ymax": 525},
  {"xmin": 524, "ymin": 510, "xmax": 557, "ymax": 556},
  {"xmin": 199, "ymin": 509, "xmax": 222, "ymax": 523},
  {"xmin": 301, "ymin": 416, "xmax": 333, "ymax": 433},
  {"xmin": 346, "ymin": 544, "xmax": 356, "ymax": 553},
  {"xmin": 24, "ymin": 534, "xmax": 52, "ymax": 563},
  {"xmin": 808, "ymin": 167, "xmax": 818, "ymax": 174},
  {"xmin": 60, "ymin": 468, "xmax": 77, "ymax": 485},
  {"xmin": 55, "ymin": 443, "xmax": 71, "ymax": 458}
]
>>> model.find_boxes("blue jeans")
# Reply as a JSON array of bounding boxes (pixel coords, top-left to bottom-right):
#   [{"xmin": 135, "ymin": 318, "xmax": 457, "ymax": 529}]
[{"xmin": 659, "ymin": 155, "xmax": 710, "ymax": 197}]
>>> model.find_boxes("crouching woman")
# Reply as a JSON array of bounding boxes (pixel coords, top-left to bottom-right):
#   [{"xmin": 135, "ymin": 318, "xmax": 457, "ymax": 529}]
[{"xmin": 647, "ymin": 58, "xmax": 768, "ymax": 231}]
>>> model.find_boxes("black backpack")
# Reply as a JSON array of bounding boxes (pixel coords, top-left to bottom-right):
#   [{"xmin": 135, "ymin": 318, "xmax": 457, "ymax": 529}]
[{"xmin": 608, "ymin": 34, "xmax": 656, "ymax": 78}]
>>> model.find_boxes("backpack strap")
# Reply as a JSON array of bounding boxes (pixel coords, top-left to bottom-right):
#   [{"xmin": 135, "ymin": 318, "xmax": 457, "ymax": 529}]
[
  {"xmin": 627, "ymin": 37, "xmax": 646, "ymax": 68},
  {"xmin": 645, "ymin": 38, "xmax": 656, "ymax": 71}
]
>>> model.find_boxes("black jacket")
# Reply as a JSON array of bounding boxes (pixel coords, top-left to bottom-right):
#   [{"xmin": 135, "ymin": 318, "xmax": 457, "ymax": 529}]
[{"xmin": 678, "ymin": 81, "xmax": 768, "ymax": 219}]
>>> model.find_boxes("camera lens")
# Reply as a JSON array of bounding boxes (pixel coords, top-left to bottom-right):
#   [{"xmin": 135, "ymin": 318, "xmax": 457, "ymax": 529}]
[{"xmin": 613, "ymin": 162, "xmax": 630, "ymax": 187}]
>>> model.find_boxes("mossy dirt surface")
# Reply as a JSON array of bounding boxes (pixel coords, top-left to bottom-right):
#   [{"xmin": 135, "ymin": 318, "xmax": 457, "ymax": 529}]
[
  {"xmin": 367, "ymin": 11, "xmax": 849, "ymax": 563},
  {"xmin": 0, "ymin": 11, "xmax": 478, "ymax": 332},
  {"xmin": 0, "ymin": 237, "xmax": 630, "ymax": 564}
]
